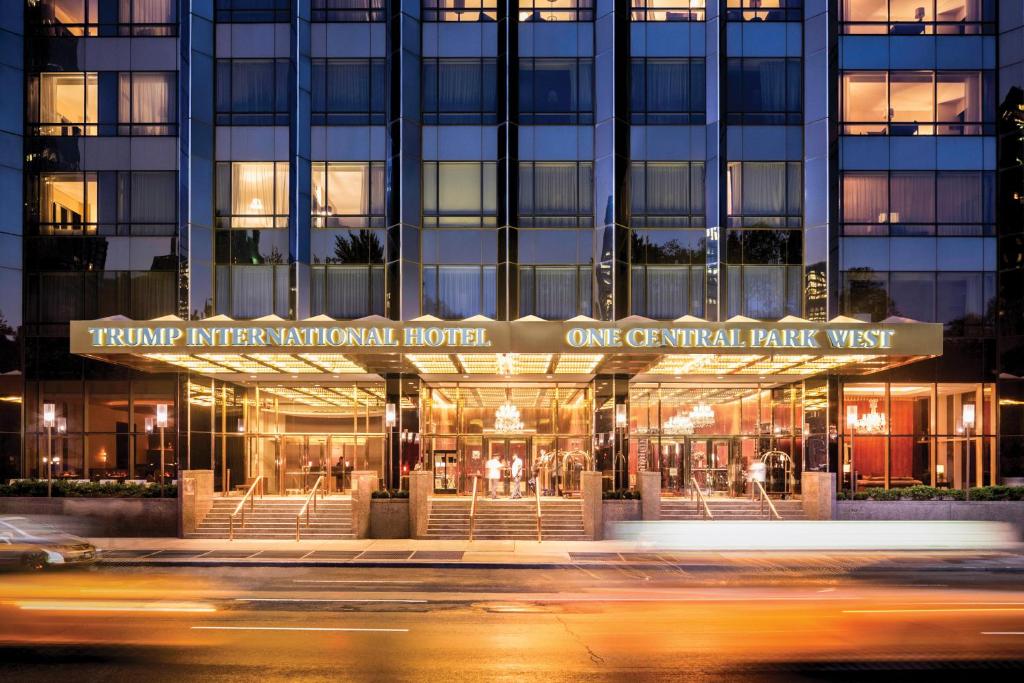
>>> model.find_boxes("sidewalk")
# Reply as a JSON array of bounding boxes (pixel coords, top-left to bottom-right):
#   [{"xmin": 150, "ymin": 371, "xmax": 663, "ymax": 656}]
[{"xmin": 90, "ymin": 536, "xmax": 1024, "ymax": 572}]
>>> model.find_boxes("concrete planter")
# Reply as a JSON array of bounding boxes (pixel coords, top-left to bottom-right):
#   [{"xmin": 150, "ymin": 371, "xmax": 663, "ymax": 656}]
[
  {"xmin": 369, "ymin": 499, "xmax": 410, "ymax": 539},
  {"xmin": 602, "ymin": 499, "xmax": 642, "ymax": 539},
  {"xmin": 0, "ymin": 497, "xmax": 178, "ymax": 537},
  {"xmin": 838, "ymin": 500, "xmax": 1024, "ymax": 534}
]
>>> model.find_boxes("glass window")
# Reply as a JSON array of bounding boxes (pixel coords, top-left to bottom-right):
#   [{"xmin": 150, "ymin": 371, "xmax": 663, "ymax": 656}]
[
  {"xmin": 519, "ymin": 0, "xmax": 594, "ymax": 21},
  {"xmin": 842, "ymin": 70, "xmax": 993, "ymax": 135},
  {"xmin": 726, "ymin": 58, "xmax": 802, "ymax": 124},
  {"xmin": 29, "ymin": 72, "xmax": 97, "ymax": 136},
  {"xmin": 422, "ymin": 0, "xmax": 498, "ymax": 21},
  {"xmin": 118, "ymin": 72, "xmax": 176, "ymax": 136},
  {"xmin": 311, "ymin": 265, "xmax": 385, "ymax": 319},
  {"xmin": 311, "ymin": 0, "xmax": 386, "ymax": 22},
  {"xmin": 519, "ymin": 162, "xmax": 594, "ymax": 228},
  {"xmin": 726, "ymin": 162, "xmax": 802, "ymax": 228},
  {"xmin": 216, "ymin": 162, "xmax": 290, "ymax": 230},
  {"xmin": 726, "ymin": 264, "xmax": 801, "ymax": 320},
  {"xmin": 842, "ymin": 269, "xmax": 891, "ymax": 322},
  {"xmin": 726, "ymin": 0, "xmax": 802, "ymax": 21},
  {"xmin": 889, "ymin": 272, "xmax": 936, "ymax": 321},
  {"xmin": 312, "ymin": 162, "xmax": 385, "ymax": 228},
  {"xmin": 422, "ymin": 265, "xmax": 497, "ymax": 319},
  {"xmin": 842, "ymin": 173, "xmax": 888, "ymax": 231},
  {"xmin": 216, "ymin": 59, "xmax": 289, "ymax": 125},
  {"xmin": 631, "ymin": 265, "xmax": 704, "ymax": 319},
  {"xmin": 216, "ymin": 264, "xmax": 290, "ymax": 319},
  {"xmin": 936, "ymin": 171, "xmax": 994, "ymax": 234},
  {"xmin": 37, "ymin": 172, "xmax": 98, "ymax": 235},
  {"xmin": 117, "ymin": 172, "xmax": 178, "ymax": 236},
  {"xmin": 631, "ymin": 162, "xmax": 705, "ymax": 227},
  {"xmin": 311, "ymin": 59, "xmax": 386, "ymax": 125},
  {"xmin": 215, "ymin": 0, "xmax": 292, "ymax": 22},
  {"xmin": 422, "ymin": 162, "xmax": 497, "ymax": 228},
  {"xmin": 312, "ymin": 229, "xmax": 385, "ymax": 264},
  {"xmin": 630, "ymin": 0, "xmax": 706, "ymax": 21},
  {"xmin": 631, "ymin": 59, "xmax": 706, "ymax": 125},
  {"xmin": 841, "ymin": 0, "xmax": 994, "ymax": 35},
  {"xmin": 519, "ymin": 266, "xmax": 591, "ymax": 319},
  {"xmin": 118, "ymin": 0, "xmax": 176, "ymax": 35},
  {"xmin": 520, "ymin": 58, "xmax": 594, "ymax": 125},
  {"xmin": 422, "ymin": 59, "xmax": 497, "ymax": 125}
]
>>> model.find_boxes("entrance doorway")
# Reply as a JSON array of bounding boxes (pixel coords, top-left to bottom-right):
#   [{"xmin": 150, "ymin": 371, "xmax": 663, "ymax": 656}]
[{"xmin": 485, "ymin": 438, "xmax": 528, "ymax": 497}]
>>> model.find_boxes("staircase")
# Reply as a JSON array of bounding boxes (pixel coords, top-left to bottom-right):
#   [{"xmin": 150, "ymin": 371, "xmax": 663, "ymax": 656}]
[
  {"xmin": 426, "ymin": 498, "xmax": 588, "ymax": 541},
  {"xmin": 660, "ymin": 497, "xmax": 807, "ymax": 521},
  {"xmin": 186, "ymin": 496, "xmax": 355, "ymax": 539}
]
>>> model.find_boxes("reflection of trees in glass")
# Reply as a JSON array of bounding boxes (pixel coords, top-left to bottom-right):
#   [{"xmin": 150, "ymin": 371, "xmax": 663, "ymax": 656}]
[
  {"xmin": 630, "ymin": 231, "xmax": 705, "ymax": 264},
  {"xmin": 0, "ymin": 311, "xmax": 19, "ymax": 374},
  {"xmin": 334, "ymin": 229, "xmax": 384, "ymax": 263},
  {"xmin": 844, "ymin": 267, "xmax": 894, "ymax": 322}
]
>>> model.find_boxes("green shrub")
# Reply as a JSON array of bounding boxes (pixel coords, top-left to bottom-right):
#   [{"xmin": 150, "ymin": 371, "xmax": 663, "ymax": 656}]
[
  {"xmin": 852, "ymin": 491, "xmax": 870, "ymax": 500},
  {"xmin": 0, "ymin": 479, "xmax": 176, "ymax": 498},
  {"xmin": 842, "ymin": 485, "xmax": 1023, "ymax": 501},
  {"xmin": 371, "ymin": 489, "xmax": 409, "ymax": 499}
]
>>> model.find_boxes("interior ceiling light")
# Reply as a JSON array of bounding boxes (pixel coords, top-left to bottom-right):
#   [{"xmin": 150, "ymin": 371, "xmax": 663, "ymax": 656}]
[
  {"xmin": 553, "ymin": 354, "xmax": 603, "ymax": 374},
  {"xmin": 688, "ymin": 401, "xmax": 716, "ymax": 428},
  {"xmin": 493, "ymin": 401, "xmax": 524, "ymax": 433},
  {"xmin": 855, "ymin": 399, "xmax": 888, "ymax": 434},
  {"xmin": 663, "ymin": 413, "xmax": 694, "ymax": 435}
]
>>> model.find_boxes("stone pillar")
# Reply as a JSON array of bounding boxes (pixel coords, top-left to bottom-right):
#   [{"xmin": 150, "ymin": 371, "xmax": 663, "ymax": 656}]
[
  {"xmin": 581, "ymin": 470, "xmax": 604, "ymax": 540},
  {"xmin": 637, "ymin": 470, "xmax": 661, "ymax": 521},
  {"xmin": 801, "ymin": 471, "xmax": 836, "ymax": 520},
  {"xmin": 351, "ymin": 470, "xmax": 379, "ymax": 539},
  {"xmin": 178, "ymin": 469, "xmax": 214, "ymax": 537},
  {"xmin": 409, "ymin": 470, "xmax": 432, "ymax": 539}
]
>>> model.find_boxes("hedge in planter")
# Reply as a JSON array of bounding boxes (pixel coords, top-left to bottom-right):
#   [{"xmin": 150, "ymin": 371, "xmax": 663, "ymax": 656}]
[
  {"xmin": 836, "ymin": 485, "xmax": 1024, "ymax": 502},
  {"xmin": 602, "ymin": 490, "xmax": 641, "ymax": 500},
  {"xmin": 0, "ymin": 480, "xmax": 177, "ymax": 498},
  {"xmin": 371, "ymin": 489, "xmax": 409, "ymax": 499}
]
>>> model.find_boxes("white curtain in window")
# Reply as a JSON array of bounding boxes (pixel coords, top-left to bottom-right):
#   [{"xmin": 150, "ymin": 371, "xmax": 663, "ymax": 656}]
[
  {"xmin": 130, "ymin": 272, "xmax": 175, "ymax": 319},
  {"xmin": 645, "ymin": 266, "xmax": 688, "ymax": 319},
  {"xmin": 743, "ymin": 266, "xmax": 786, "ymax": 319},
  {"xmin": 646, "ymin": 60, "xmax": 688, "ymax": 112},
  {"xmin": 890, "ymin": 173, "xmax": 935, "ymax": 224},
  {"xmin": 232, "ymin": 163, "xmax": 276, "ymax": 228},
  {"xmin": 730, "ymin": 163, "xmax": 785, "ymax": 216},
  {"xmin": 937, "ymin": 172, "xmax": 990, "ymax": 224},
  {"xmin": 120, "ymin": 0, "xmax": 175, "ymax": 24},
  {"xmin": 326, "ymin": 61, "xmax": 369, "ymax": 112},
  {"xmin": 324, "ymin": 266, "xmax": 370, "ymax": 318},
  {"xmin": 534, "ymin": 267, "xmax": 578, "ymax": 319},
  {"xmin": 325, "ymin": 163, "xmax": 369, "ymax": 216},
  {"xmin": 438, "ymin": 61, "xmax": 481, "ymax": 111},
  {"xmin": 436, "ymin": 266, "xmax": 481, "ymax": 319},
  {"xmin": 753, "ymin": 59, "xmax": 786, "ymax": 112},
  {"xmin": 130, "ymin": 72, "xmax": 174, "ymax": 131},
  {"xmin": 437, "ymin": 163, "xmax": 482, "ymax": 214},
  {"xmin": 531, "ymin": 163, "xmax": 579, "ymax": 214},
  {"xmin": 130, "ymin": 172, "xmax": 176, "ymax": 230},
  {"xmin": 230, "ymin": 266, "xmax": 275, "ymax": 318},
  {"xmin": 843, "ymin": 173, "xmax": 887, "ymax": 223},
  {"xmin": 645, "ymin": 163, "xmax": 691, "ymax": 214},
  {"xmin": 232, "ymin": 61, "xmax": 276, "ymax": 113}
]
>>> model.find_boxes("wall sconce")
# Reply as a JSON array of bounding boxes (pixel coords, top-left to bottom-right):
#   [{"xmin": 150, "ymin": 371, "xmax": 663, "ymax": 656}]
[
  {"xmin": 385, "ymin": 403, "xmax": 397, "ymax": 428},
  {"xmin": 156, "ymin": 403, "xmax": 169, "ymax": 429},
  {"xmin": 615, "ymin": 403, "xmax": 627, "ymax": 428},
  {"xmin": 56, "ymin": 417, "xmax": 67, "ymax": 435},
  {"xmin": 961, "ymin": 403, "xmax": 976, "ymax": 430},
  {"xmin": 145, "ymin": 417, "xmax": 155, "ymax": 434},
  {"xmin": 43, "ymin": 403, "xmax": 55, "ymax": 429}
]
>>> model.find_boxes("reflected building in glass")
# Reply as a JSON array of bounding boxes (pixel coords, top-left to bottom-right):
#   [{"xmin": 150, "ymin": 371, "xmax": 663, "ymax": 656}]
[{"xmin": 2, "ymin": 0, "xmax": 1022, "ymax": 500}]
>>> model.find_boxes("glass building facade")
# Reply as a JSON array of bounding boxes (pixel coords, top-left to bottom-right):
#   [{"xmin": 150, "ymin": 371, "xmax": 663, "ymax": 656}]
[{"xmin": 3, "ymin": 0, "xmax": 1023, "ymax": 498}]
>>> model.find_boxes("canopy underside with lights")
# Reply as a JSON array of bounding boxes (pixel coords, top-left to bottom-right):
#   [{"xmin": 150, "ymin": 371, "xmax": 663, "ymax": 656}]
[{"xmin": 69, "ymin": 314, "xmax": 944, "ymax": 384}]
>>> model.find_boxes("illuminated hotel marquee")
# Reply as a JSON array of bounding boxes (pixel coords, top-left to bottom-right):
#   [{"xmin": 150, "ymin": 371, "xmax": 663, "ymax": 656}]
[{"xmin": 76, "ymin": 320, "xmax": 922, "ymax": 355}]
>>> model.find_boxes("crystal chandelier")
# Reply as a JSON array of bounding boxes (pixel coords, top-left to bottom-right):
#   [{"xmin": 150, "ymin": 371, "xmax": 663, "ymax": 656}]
[
  {"xmin": 494, "ymin": 401, "xmax": 524, "ymax": 433},
  {"xmin": 689, "ymin": 402, "xmax": 716, "ymax": 428},
  {"xmin": 855, "ymin": 399, "xmax": 887, "ymax": 434},
  {"xmin": 663, "ymin": 413, "xmax": 694, "ymax": 435}
]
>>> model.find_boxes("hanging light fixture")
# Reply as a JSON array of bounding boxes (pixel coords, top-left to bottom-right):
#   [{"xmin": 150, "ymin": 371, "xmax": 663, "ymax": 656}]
[
  {"xmin": 854, "ymin": 399, "xmax": 887, "ymax": 434},
  {"xmin": 494, "ymin": 401, "xmax": 524, "ymax": 433},
  {"xmin": 496, "ymin": 353, "xmax": 515, "ymax": 377},
  {"xmin": 689, "ymin": 401, "xmax": 716, "ymax": 428},
  {"xmin": 663, "ymin": 413, "xmax": 694, "ymax": 435}
]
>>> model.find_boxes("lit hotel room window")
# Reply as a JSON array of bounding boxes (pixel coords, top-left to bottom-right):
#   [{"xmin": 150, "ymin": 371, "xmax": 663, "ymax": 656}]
[
  {"xmin": 841, "ymin": 71, "xmax": 992, "ymax": 135},
  {"xmin": 216, "ymin": 162, "xmax": 290, "ymax": 229},
  {"xmin": 422, "ymin": 0, "xmax": 498, "ymax": 22},
  {"xmin": 28, "ymin": 72, "xmax": 97, "ymax": 136},
  {"xmin": 118, "ymin": 72, "xmax": 176, "ymax": 135},
  {"xmin": 518, "ymin": 0, "xmax": 594, "ymax": 22},
  {"xmin": 311, "ymin": 162, "xmax": 385, "ymax": 229},
  {"xmin": 38, "ymin": 172, "xmax": 98, "ymax": 235},
  {"xmin": 631, "ymin": 0, "xmax": 706, "ymax": 21},
  {"xmin": 841, "ymin": 0, "xmax": 993, "ymax": 34},
  {"xmin": 726, "ymin": 0, "xmax": 802, "ymax": 22}
]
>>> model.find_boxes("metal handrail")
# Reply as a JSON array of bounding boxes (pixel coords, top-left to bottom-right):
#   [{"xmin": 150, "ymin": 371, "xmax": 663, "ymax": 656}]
[
  {"xmin": 296, "ymin": 475, "xmax": 325, "ymax": 541},
  {"xmin": 689, "ymin": 477, "xmax": 713, "ymax": 520},
  {"xmin": 468, "ymin": 475, "xmax": 479, "ymax": 542},
  {"xmin": 753, "ymin": 479, "xmax": 782, "ymax": 520},
  {"xmin": 535, "ymin": 479, "xmax": 542, "ymax": 542},
  {"xmin": 228, "ymin": 476, "xmax": 264, "ymax": 541}
]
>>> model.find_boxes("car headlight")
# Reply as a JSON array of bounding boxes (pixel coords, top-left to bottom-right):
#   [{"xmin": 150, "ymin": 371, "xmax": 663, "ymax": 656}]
[{"xmin": 43, "ymin": 550, "xmax": 65, "ymax": 564}]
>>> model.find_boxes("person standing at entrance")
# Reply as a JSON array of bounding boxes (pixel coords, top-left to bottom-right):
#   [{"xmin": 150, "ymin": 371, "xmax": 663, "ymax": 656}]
[
  {"xmin": 485, "ymin": 453, "xmax": 502, "ymax": 499},
  {"xmin": 510, "ymin": 453, "xmax": 524, "ymax": 499}
]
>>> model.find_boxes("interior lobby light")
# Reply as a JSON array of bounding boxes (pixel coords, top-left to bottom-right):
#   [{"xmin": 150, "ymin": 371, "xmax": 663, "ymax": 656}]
[
  {"xmin": 494, "ymin": 401, "xmax": 524, "ymax": 433},
  {"xmin": 854, "ymin": 399, "xmax": 887, "ymax": 434},
  {"xmin": 688, "ymin": 402, "xmax": 715, "ymax": 428}
]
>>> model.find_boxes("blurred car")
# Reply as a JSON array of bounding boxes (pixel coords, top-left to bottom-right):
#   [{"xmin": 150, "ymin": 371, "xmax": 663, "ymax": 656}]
[{"xmin": 0, "ymin": 517, "xmax": 99, "ymax": 571}]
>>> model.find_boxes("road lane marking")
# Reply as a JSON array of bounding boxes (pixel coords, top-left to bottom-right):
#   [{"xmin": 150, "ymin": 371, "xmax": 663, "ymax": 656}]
[
  {"xmin": 844, "ymin": 608, "xmax": 1024, "ymax": 614},
  {"xmin": 17, "ymin": 600, "xmax": 215, "ymax": 613},
  {"xmin": 192, "ymin": 626, "xmax": 408, "ymax": 633},
  {"xmin": 235, "ymin": 598, "xmax": 428, "ymax": 603},
  {"xmin": 982, "ymin": 632, "xmax": 1024, "ymax": 635}
]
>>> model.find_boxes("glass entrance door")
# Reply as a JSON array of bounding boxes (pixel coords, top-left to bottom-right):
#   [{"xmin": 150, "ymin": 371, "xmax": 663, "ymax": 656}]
[
  {"xmin": 661, "ymin": 439, "xmax": 686, "ymax": 493},
  {"xmin": 482, "ymin": 438, "xmax": 529, "ymax": 497},
  {"xmin": 690, "ymin": 438, "xmax": 731, "ymax": 494},
  {"xmin": 282, "ymin": 435, "xmax": 328, "ymax": 495}
]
